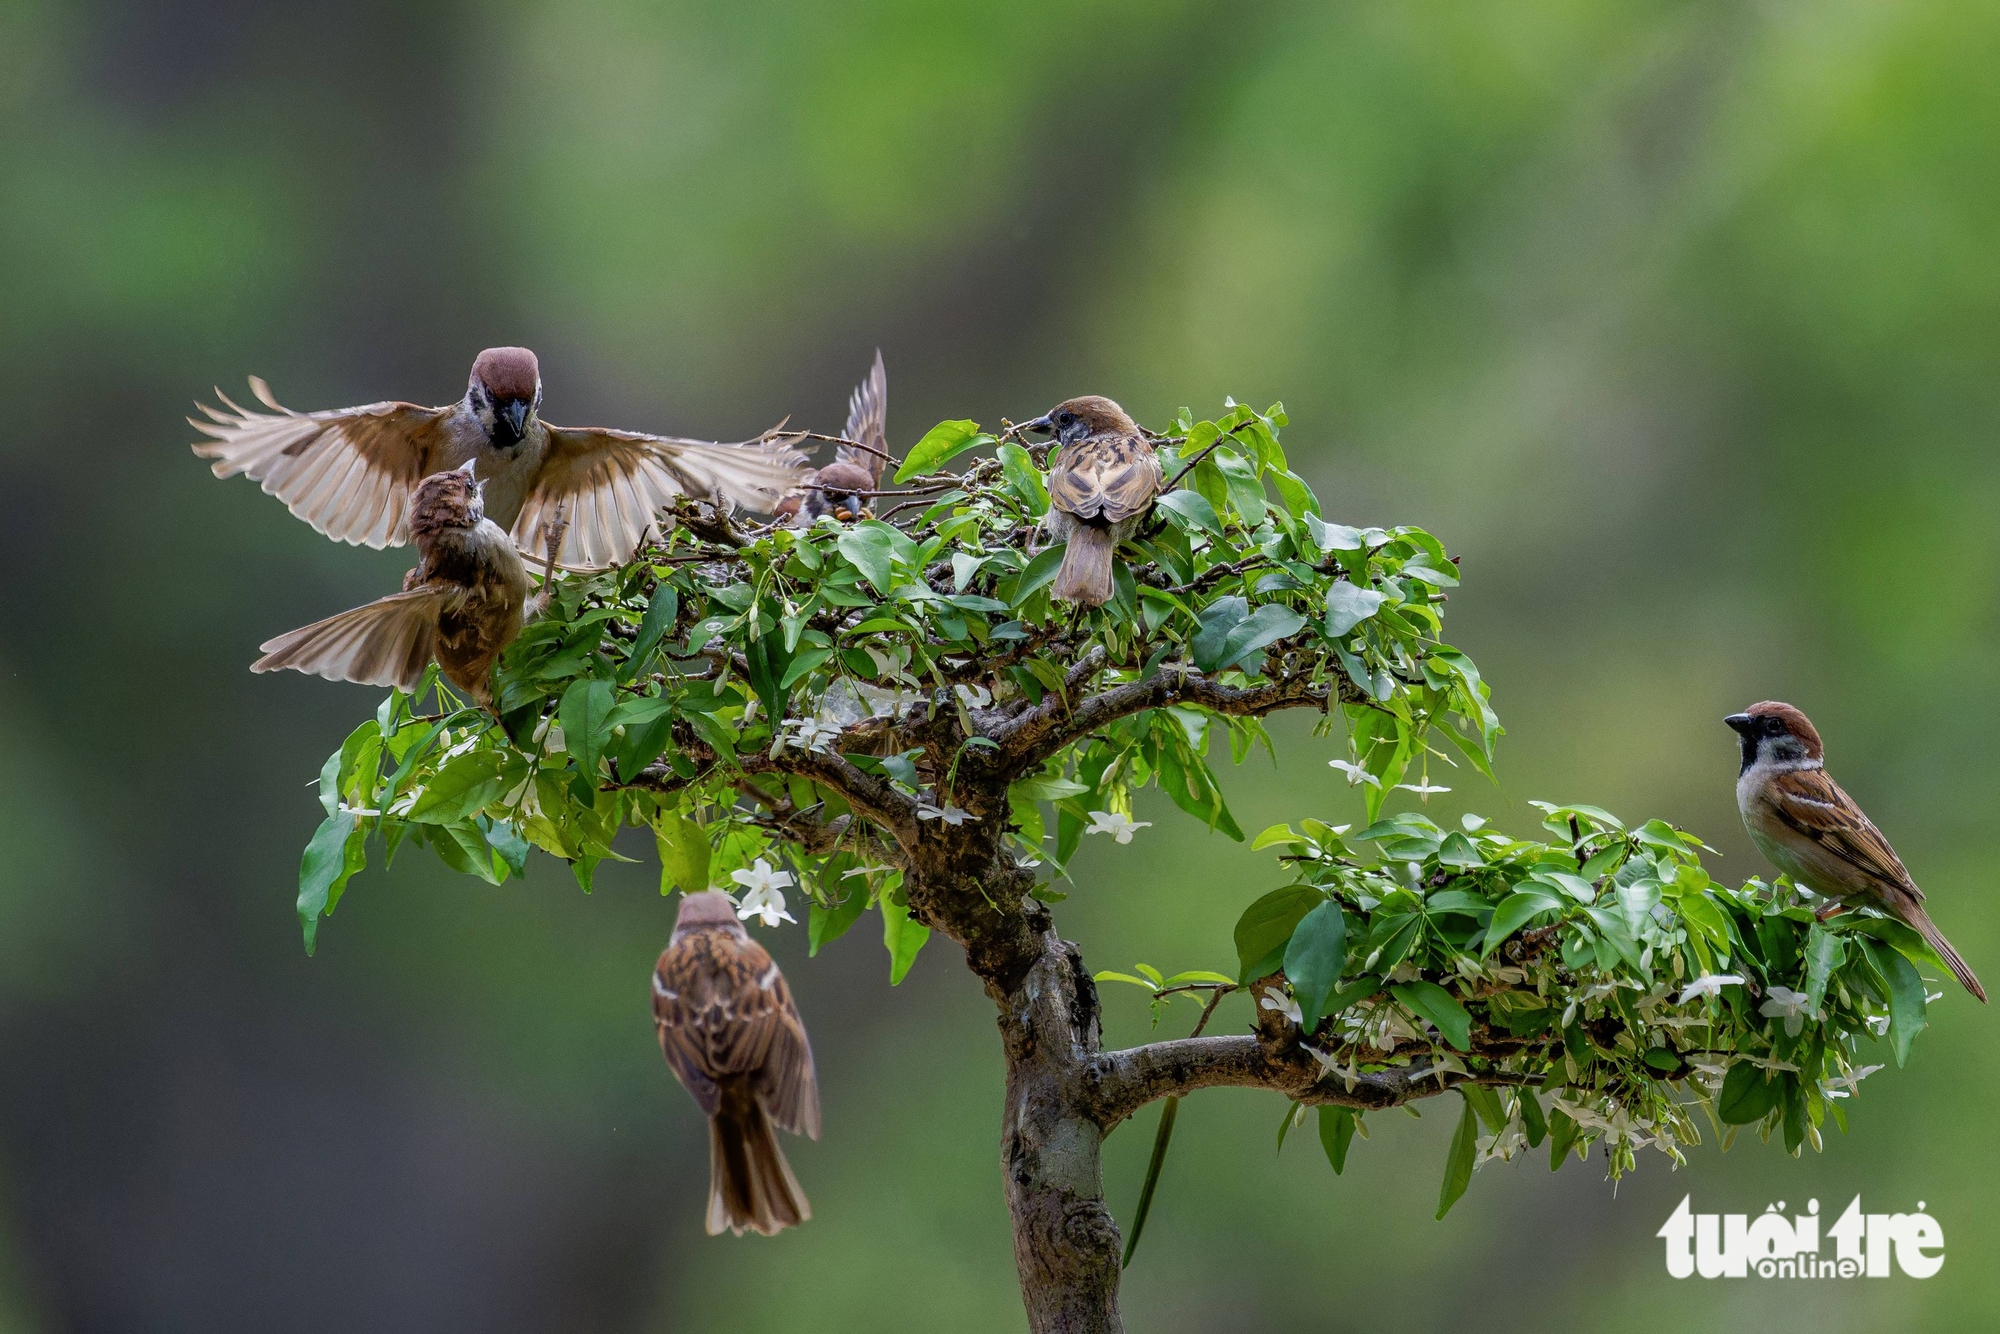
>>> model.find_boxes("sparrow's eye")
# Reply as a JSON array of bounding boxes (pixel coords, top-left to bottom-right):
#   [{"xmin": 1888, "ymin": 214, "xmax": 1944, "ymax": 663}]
[{"xmin": 1057, "ymin": 411, "xmax": 1076, "ymax": 427}]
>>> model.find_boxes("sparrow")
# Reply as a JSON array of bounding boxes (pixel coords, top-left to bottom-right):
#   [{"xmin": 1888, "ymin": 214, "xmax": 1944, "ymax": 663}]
[
  {"xmin": 250, "ymin": 463, "xmax": 532, "ymax": 710},
  {"xmin": 653, "ymin": 890, "xmax": 821, "ymax": 1236},
  {"xmin": 775, "ymin": 349, "xmax": 891, "ymax": 526},
  {"xmin": 192, "ymin": 347, "xmax": 808, "ymax": 569},
  {"xmin": 1727, "ymin": 701, "xmax": 1985, "ymax": 1002},
  {"xmin": 1022, "ymin": 395, "xmax": 1162, "ymax": 607}
]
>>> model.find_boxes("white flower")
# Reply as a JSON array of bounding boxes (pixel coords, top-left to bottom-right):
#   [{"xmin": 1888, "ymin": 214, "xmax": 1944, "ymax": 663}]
[
  {"xmin": 1259, "ymin": 986, "xmax": 1303, "ymax": 1028},
  {"xmin": 729, "ymin": 859, "xmax": 797, "ymax": 928},
  {"xmin": 779, "ymin": 715, "xmax": 843, "ymax": 755},
  {"xmin": 1396, "ymin": 781, "xmax": 1451, "ymax": 798},
  {"xmin": 954, "ymin": 683, "xmax": 993, "ymax": 708},
  {"xmin": 1759, "ymin": 984, "xmax": 1813, "ymax": 1037},
  {"xmin": 916, "ymin": 801, "xmax": 975, "ymax": 826},
  {"xmin": 1083, "ymin": 810, "xmax": 1151, "ymax": 844},
  {"xmin": 1679, "ymin": 973, "xmax": 1746, "ymax": 1004},
  {"xmin": 1866, "ymin": 1013, "xmax": 1892, "ymax": 1036},
  {"xmin": 1303, "ymin": 1045, "xmax": 1341, "ymax": 1079},
  {"xmin": 1328, "ymin": 760, "xmax": 1381, "ymax": 788},
  {"xmin": 1824, "ymin": 1064, "xmax": 1885, "ymax": 1098}
]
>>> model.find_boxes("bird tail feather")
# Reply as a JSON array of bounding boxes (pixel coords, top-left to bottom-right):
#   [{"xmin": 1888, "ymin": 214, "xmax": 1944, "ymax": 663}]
[
  {"xmin": 1051, "ymin": 526, "xmax": 1116, "ymax": 607},
  {"xmin": 707, "ymin": 1100, "xmax": 811, "ymax": 1237},
  {"xmin": 1903, "ymin": 903, "xmax": 1987, "ymax": 1003},
  {"xmin": 252, "ymin": 589, "xmax": 448, "ymax": 692}
]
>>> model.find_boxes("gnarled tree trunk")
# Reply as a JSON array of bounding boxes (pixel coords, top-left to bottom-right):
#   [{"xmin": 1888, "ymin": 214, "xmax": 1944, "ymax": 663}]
[{"xmin": 994, "ymin": 925, "xmax": 1123, "ymax": 1333}]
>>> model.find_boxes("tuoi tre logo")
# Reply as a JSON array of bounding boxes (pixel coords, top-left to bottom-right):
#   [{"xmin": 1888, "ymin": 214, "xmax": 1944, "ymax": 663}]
[{"xmin": 1659, "ymin": 1195, "xmax": 1943, "ymax": 1279}]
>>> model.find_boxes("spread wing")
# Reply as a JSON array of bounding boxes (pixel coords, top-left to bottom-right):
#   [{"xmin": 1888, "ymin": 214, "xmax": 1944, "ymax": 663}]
[
  {"xmin": 191, "ymin": 380, "xmax": 457, "ymax": 548},
  {"xmin": 520, "ymin": 425, "xmax": 809, "ymax": 569},
  {"xmin": 653, "ymin": 932, "xmax": 820, "ymax": 1137},
  {"xmin": 838, "ymin": 349, "xmax": 889, "ymax": 486},
  {"xmin": 251, "ymin": 586, "xmax": 456, "ymax": 689},
  {"xmin": 1765, "ymin": 766, "xmax": 1919, "ymax": 896},
  {"xmin": 1048, "ymin": 433, "xmax": 1161, "ymax": 524}
]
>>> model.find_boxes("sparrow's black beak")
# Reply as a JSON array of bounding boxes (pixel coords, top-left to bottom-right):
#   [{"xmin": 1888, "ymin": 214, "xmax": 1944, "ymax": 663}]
[
  {"xmin": 1020, "ymin": 414, "xmax": 1053, "ymax": 438},
  {"xmin": 495, "ymin": 398, "xmax": 530, "ymax": 445},
  {"xmin": 1723, "ymin": 712, "xmax": 1755, "ymax": 736}
]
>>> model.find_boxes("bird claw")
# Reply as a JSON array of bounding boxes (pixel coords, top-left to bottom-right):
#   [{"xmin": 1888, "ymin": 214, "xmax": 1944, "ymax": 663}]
[{"xmin": 1814, "ymin": 900, "xmax": 1847, "ymax": 922}]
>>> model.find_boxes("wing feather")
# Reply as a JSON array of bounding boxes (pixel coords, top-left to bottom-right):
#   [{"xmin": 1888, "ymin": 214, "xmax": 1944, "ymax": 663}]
[
  {"xmin": 839, "ymin": 350, "xmax": 889, "ymax": 486},
  {"xmin": 251, "ymin": 587, "xmax": 454, "ymax": 689},
  {"xmin": 191, "ymin": 383, "xmax": 457, "ymax": 548},
  {"xmin": 519, "ymin": 425, "xmax": 809, "ymax": 568},
  {"xmin": 1766, "ymin": 767, "xmax": 1919, "ymax": 894}
]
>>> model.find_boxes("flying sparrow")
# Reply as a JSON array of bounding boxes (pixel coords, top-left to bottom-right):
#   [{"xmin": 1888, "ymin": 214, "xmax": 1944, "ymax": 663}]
[
  {"xmin": 250, "ymin": 463, "xmax": 534, "ymax": 710},
  {"xmin": 1022, "ymin": 395, "xmax": 1162, "ymax": 607},
  {"xmin": 653, "ymin": 890, "xmax": 821, "ymax": 1236},
  {"xmin": 1728, "ymin": 701, "xmax": 1985, "ymax": 1002},
  {"xmin": 776, "ymin": 349, "xmax": 891, "ymax": 526},
  {"xmin": 193, "ymin": 347, "xmax": 808, "ymax": 569}
]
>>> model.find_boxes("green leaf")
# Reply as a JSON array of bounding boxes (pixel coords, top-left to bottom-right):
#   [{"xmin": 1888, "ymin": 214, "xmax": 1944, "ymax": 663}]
[
  {"xmin": 297, "ymin": 808, "xmax": 361, "ymax": 955},
  {"xmin": 1517, "ymin": 1088, "xmax": 1547, "ymax": 1148},
  {"xmin": 996, "ymin": 442, "xmax": 1049, "ymax": 516},
  {"xmin": 1436, "ymin": 1094, "xmax": 1478, "ymax": 1219},
  {"xmin": 1233, "ymin": 884, "xmax": 1321, "ymax": 985},
  {"xmin": 1011, "ymin": 772, "xmax": 1091, "ymax": 802},
  {"xmin": 1121, "ymin": 1097, "xmax": 1180, "ymax": 1269},
  {"xmin": 655, "ymin": 812, "xmax": 712, "ymax": 894},
  {"xmin": 835, "ymin": 525, "xmax": 898, "ymax": 595},
  {"xmin": 1011, "ymin": 545, "xmax": 1066, "ymax": 605},
  {"xmin": 1324, "ymin": 581, "xmax": 1386, "ymax": 637},
  {"xmin": 1859, "ymin": 937, "xmax": 1928, "ymax": 1067},
  {"xmin": 1718, "ymin": 1061, "xmax": 1782, "ymax": 1124},
  {"xmin": 1481, "ymin": 890, "xmax": 1563, "ymax": 957},
  {"xmin": 621, "ymin": 585, "xmax": 679, "ymax": 681},
  {"xmin": 1154, "ymin": 489, "xmax": 1221, "ymax": 535},
  {"xmin": 1283, "ymin": 900, "xmax": 1347, "ymax": 1027},
  {"xmin": 1802, "ymin": 924, "xmax": 1847, "ymax": 1015},
  {"xmin": 896, "ymin": 419, "xmax": 985, "ymax": 481},
  {"xmin": 809, "ymin": 859, "xmax": 873, "ymax": 956},
  {"xmin": 1460, "ymin": 1084, "xmax": 1507, "ymax": 1133},
  {"xmin": 1250, "ymin": 822, "xmax": 1305, "ymax": 851},
  {"xmin": 1318, "ymin": 1106, "xmax": 1356, "ymax": 1175},
  {"xmin": 559, "ymin": 678, "xmax": 617, "ymax": 777},
  {"xmin": 1191, "ymin": 596, "xmax": 1249, "ymax": 673},
  {"xmin": 1547, "ymin": 1107, "xmax": 1580, "ymax": 1171},
  {"xmin": 405, "ymin": 751, "xmax": 507, "ymax": 825},
  {"xmin": 1390, "ymin": 980, "xmax": 1472, "ymax": 1051},
  {"xmin": 881, "ymin": 881, "xmax": 929, "ymax": 984},
  {"xmin": 1219, "ymin": 603, "xmax": 1307, "ymax": 671}
]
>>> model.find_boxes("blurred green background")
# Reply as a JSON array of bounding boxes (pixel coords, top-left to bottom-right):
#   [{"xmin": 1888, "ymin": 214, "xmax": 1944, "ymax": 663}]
[{"xmin": 2, "ymin": 0, "xmax": 1996, "ymax": 1328}]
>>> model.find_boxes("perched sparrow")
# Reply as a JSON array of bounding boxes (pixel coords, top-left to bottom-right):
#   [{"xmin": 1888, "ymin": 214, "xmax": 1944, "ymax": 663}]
[
  {"xmin": 193, "ymin": 347, "xmax": 807, "ymax": 568},
  {"xmin": 1728, "ymin": 701, "xmax": 1985, "ymax": 1002},
  {"xmin": 251, "ymin": 463, "xmax": 531, "ymax": 709},
  {"xmin": 653, "ymin": 891, "xmax": 821, "ymax": 1236},
  {"xmin": 1022, "ymin": 395, "xmax": 1162, "ymax": 606},
  {"xmin": 776, "ymin": 350, "xmax": 891, "ymax": 526}
]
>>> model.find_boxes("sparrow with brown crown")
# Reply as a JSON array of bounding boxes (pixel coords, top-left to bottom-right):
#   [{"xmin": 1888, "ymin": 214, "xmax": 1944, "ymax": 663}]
[
  {"xmin": 1021, "ymin": 396, "xmax": 1162, "ymax": 607},
  {"xmin": 1727, "ymin": 701, "xmax": 1985, "ymax": 1002},
  {"xmin": 776, "ymin": 350, "xmax": 892, "ymax": 526},
  {"xmin": 653, "ymin": 891, "xmax": 821, "ymax": 1236},
  {"xmin": 250, "ymin": 463, "xmax": 538, "ymax": 710},
  {"xmin": 193, "ymin": 347, "xmax": 807, "ymax": 569}
]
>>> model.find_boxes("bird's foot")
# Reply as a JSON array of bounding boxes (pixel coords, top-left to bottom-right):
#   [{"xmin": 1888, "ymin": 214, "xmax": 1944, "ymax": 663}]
[{"xmin": 1814, "ymin": 900, "xmax": 1848, "ymax": 922}]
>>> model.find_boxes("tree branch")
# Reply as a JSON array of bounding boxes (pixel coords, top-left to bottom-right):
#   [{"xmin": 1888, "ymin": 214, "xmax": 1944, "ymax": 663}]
[
  {"xmin": 1087, "ymin": 1032, "xmax": 1544, "ymax": 1128},
  {"xmin": 993, "ymin": 662, "xmax": 1356, "ymax": 776}
]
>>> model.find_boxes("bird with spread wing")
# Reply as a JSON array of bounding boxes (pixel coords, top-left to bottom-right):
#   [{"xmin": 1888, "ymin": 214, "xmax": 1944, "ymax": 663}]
[
  {"xmin": 775, "ymin": 349, "xmax": 893, "ymax": 526},
  {"xmin": 192, "ymin": 346, "xmax": 808, "ymax": 569}
]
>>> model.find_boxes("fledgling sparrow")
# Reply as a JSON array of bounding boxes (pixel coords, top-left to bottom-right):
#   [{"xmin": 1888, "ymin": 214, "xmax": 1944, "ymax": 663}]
[
  {"xmin": 193, "ymin": 347, "xmax": 807, "ymax": 568},
  {"xmin": 1022, "ymin": 396, "xmax": 1161, "ymax": 607},
  {"xmin": 653, "ymin": 890, "xmax": 821, "ymax": 1236},
  {"xmin": 776, "ymin": 349, "xmax": 891, "ymax": 526},
  {"xmin": 250, "ymin": 463, "xmax": 533, "ymax": 710},
  {"xmin": 1728, "ymin": 701, "xmax": 1985, "ymax": 1002}
]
